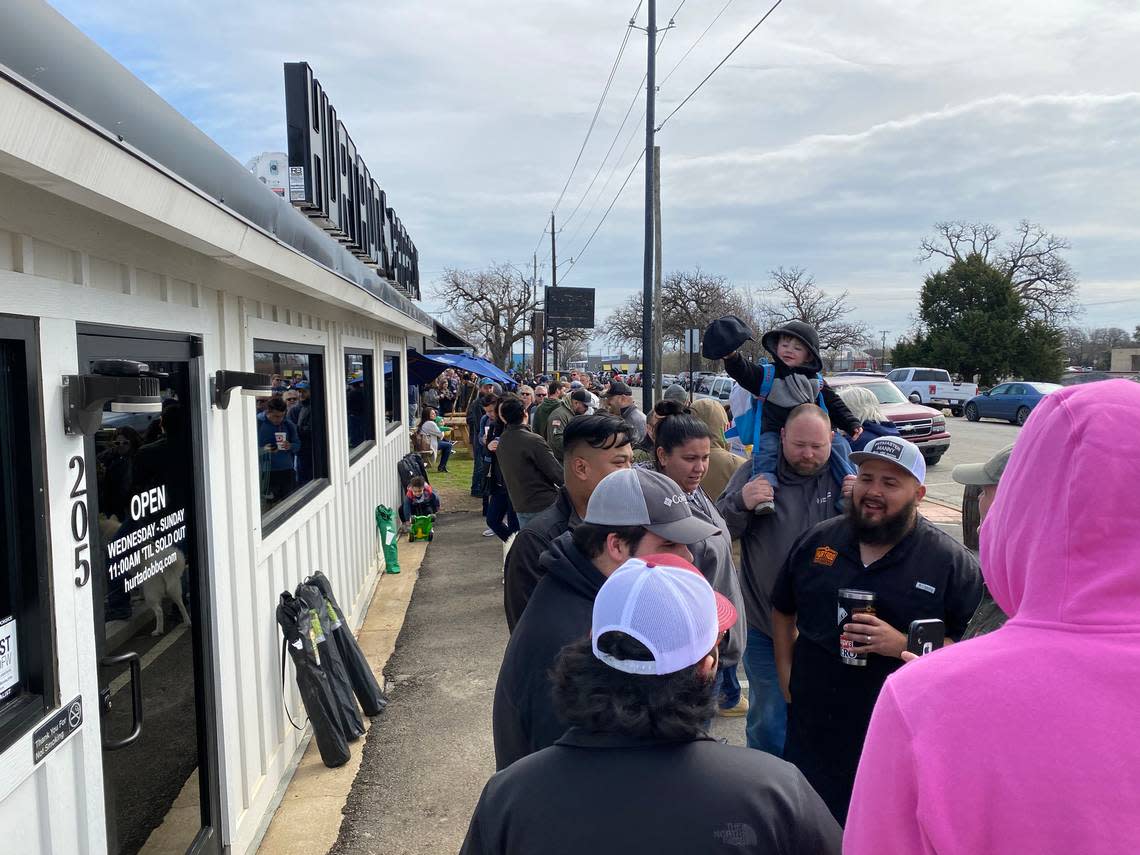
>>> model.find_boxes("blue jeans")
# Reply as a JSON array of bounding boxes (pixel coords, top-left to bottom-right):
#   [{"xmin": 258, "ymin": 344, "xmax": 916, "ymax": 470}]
[
  {"xmin": 485, "ymin": 489, "xmax": 519, "ymax": 542},
  {"xmin": 515, "ymin": 511, "xmax": 540, "ymax": 530},
  {"xmin": 751, "ymin": 431, "xmax": 856, "ymax": 509},
  {"xmin": 717, "ymin": 664, "xmax": 742, "ymax": 709},
  {"xmin": 743, "ymin": 627, "xmax": 787, "ymax": 756},
  {"xmin": 437, "ymin": 440, "xmax": 454, "ymax": 470}
]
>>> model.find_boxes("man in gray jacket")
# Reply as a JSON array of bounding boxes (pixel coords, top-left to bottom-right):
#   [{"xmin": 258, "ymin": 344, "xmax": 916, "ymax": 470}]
[{"xmin": 717, "ymin": 404, "xmax": 851, "ymax": 755}]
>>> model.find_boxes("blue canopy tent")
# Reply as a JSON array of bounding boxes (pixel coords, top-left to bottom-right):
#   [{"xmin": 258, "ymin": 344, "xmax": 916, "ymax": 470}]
[
  {"xmin": 420, "ymin": 352, "xmax": 516, "ymax": 388},
  {"xmin": 405, "ymin": 350, "xmax": 450, "ymax": 387}
]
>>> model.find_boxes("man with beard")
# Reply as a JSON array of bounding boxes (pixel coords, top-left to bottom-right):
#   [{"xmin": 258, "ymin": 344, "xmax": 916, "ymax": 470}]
[
  {"xmin": 718, "ymin": 404, "xmax": 852, "ymax": 752},
  {"xmin": 770, "ymin": 436, "xmax": 981, "ymax": 824}
]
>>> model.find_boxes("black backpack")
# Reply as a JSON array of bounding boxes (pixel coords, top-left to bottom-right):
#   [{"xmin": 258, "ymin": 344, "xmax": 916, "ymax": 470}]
[{"xmin": 397, "ymin": 452, "xmax": 429, "ymax": 492}]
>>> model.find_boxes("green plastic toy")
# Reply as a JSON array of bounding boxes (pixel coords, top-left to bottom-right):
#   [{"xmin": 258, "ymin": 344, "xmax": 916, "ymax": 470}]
[{"xmin": 409, "ymin": 514, "xmax": 435, "ymax": 543}]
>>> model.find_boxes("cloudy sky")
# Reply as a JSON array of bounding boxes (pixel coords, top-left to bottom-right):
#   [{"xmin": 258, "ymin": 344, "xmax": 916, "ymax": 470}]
[{"xmin": 49, "ymin": 0, "xmax": 1140, "ymax": 347}]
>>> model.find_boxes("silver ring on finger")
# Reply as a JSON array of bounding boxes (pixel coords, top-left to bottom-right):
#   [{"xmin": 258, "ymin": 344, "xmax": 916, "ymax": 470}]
[{"xmin": 866, "ymin": 635, "xmax": 871, "ymax": 643}]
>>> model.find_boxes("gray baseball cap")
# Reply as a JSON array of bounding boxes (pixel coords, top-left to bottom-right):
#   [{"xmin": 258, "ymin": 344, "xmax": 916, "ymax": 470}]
[
  {"xmin": 849, "ymin": 436, "xmax": 927, "ymax": 484},
  {"xmin": 952, "ymin": 443, "xmax": 1014, "ymax": 486},
  {"xmin": 583, "ymin": 468, "xmax": 721, "ymax": 545}
]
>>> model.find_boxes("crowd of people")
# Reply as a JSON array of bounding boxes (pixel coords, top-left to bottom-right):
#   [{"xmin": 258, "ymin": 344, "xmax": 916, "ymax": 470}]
[
  {"xmin": 255, "ymin": 375, "xmax": 316, "ymax": 509},
  {"xmin": 441, "ymin": 314, "xmax": 1140, "ymax": 854}
]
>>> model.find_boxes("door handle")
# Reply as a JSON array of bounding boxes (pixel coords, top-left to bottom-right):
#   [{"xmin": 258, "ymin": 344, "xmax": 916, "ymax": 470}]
[{"xmin": 100, "ymin": 651, "xmax": 143, "ymax": 750}]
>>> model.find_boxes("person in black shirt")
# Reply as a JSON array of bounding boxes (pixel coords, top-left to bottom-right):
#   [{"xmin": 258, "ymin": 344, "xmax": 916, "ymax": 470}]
[
  {"xmin": 771, "ymin": 436, "xmax": 982, "ymax": 824},
  {"xmin": 466, "ymin": 556, "xmax": 840, "ymax": 855}
]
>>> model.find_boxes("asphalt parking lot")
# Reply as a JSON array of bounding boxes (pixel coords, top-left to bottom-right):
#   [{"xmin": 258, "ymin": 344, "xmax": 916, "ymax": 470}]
[{"xmin": 923, "ymin": 416, "xmax": 1022, "ymax": 509}]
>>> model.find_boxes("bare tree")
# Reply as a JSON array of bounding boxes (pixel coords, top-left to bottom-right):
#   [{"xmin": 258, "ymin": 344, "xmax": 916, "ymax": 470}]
[
  {"xmin": 432, "ymin": 264, "xmax": 537, "ymax": 369},
  {"xmin": 660, "ymin": 269, "xmax": 748, "ymax": 348},
  {"xmin": 601, "ymin": 294, "xmax": 645, "ymax": 356},
  {"xmin": 556, "ymin": 327, "xmax": 592, "ymax": 365},
  {"xmin": 759, "ymin": 267, "xmax": 870, "ymax": 361},
  {"xmin": 919, "ymin": 220, "xmax": 1079, "ymax": 325}
]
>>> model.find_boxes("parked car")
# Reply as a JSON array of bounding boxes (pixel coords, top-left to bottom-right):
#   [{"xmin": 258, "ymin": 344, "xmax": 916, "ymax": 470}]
[
  {"xmin": 692, "ymin": 374, "xmax": 733, "ymax": 403},
  {"xmin": 661, "ymin": 373, "xmax": 677, "ymax": 387},
  {"xmin": 886, "ymin": 367, "xmax": 978, "ymax": 416},
  {"xmin": 826, "ymin": 374, "xmax": 951, "ymax": 465},
  {"xmin": 964, "ymin": 381, "xmax": 1062, "ymax": 425}
]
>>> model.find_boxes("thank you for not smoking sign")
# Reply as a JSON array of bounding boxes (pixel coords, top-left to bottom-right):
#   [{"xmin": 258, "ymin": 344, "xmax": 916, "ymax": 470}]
[{"xmin": 33, "ymin": 696, "xmax": 84, "ymax": 764}]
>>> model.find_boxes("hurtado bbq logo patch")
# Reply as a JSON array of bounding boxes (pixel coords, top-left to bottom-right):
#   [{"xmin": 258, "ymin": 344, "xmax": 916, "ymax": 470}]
[{"xmin": 813, "ymin": 546, "xmax": 838, "ymax": 567}]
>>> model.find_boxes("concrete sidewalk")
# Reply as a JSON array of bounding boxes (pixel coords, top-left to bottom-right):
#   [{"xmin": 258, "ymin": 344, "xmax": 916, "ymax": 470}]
[
  {"xmin": 256, "ymin": 534, "xmax": 429, "ymax": 855},
  {"xmin": 331, "ymin": 511, "xmax": 505, "ymax": 855}
]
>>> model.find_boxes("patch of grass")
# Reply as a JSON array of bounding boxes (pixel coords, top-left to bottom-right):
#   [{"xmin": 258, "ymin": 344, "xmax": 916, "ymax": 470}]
[{"xmin": 427, "ymin": 454, "xmax": 482, "ymax": 514}]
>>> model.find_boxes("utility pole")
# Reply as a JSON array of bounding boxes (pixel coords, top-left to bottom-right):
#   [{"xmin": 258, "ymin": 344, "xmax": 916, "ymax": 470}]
[
  {"xmin": 880, "ymin": 329, "xmax": 889, "ymax": 371},
  {"xmin": 551, "ymin": 212, "xmax": 559, "ymax": 375},
  {"xmin": 652, "ymin": 145, "xmax": 663, "ymax": 403},
  {"xmin": 522, "ymin": 253, "xmax": 535, "ymax": 374},
  {"xmin": 640, "ymin": 0, "xmax": 657, "ymax": 412}
]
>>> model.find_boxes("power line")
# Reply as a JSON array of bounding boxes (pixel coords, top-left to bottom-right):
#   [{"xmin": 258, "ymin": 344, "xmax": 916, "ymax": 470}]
[
  {"xmin": 657, "ymin": 0, "xmax": 786, "ymax": 132},
  {"xmin": 562, "ymin": 106, "xmax": 645, "ymax": 249},
  {"xmin": 559, "ymin": 149, "xmax": 646, "ymax": 284},
  {"xmin": 551, "ymin": 1, "xmax": 643, "ymax": 216},
  {"xmin": 558, "ymin": 0, "xmax": 687, "ymax": 233},
  {"xmin": 659, "ymin": 0, "xmax": 737, "ymax": 89}
]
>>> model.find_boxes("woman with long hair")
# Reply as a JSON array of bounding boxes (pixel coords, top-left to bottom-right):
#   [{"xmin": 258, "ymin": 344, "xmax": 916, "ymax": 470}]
[
  {"xmin": 648, "ymin": 400, "xmax": 748, "ymax": 718},
  {"xmin": 417, "ymin": 406, "xmax": 454, "ymax": 472}
]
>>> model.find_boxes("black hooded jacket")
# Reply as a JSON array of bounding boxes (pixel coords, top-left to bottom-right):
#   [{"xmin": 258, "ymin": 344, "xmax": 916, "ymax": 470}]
[
  {"xmin": 492, "ymin": 531, "xmax": 605, "ymax": 770},
  {"xmin": 724, "ymin": 320, "xmax": 860, "ymax": 435}
]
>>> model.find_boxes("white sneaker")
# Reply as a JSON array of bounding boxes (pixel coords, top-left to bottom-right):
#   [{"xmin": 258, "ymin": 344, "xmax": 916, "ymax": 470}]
[{"xmin": 482, "ymin": 528, "xmax": 495, "ymax": 537}]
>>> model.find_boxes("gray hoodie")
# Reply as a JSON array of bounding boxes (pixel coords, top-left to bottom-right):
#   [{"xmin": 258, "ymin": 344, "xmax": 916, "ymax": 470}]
[
  {"xmin": 682, "ymin": 487, "xmax": 747, "ymax": 668},
  {"xmin": 716, "ymin": 454, "xmax": 841, "ymax": 637}
]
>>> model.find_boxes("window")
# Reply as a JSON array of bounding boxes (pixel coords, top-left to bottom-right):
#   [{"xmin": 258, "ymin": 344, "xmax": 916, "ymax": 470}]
[
  {"xmin": 886, "ymin": 369, "xmax": 904, "ymax": 382},
  {"xmin": 345, "ymin": 350, "xmax": 376, "ymax": 459},
  {"xmin": 383, "ymin": 353, "xmax": 403, "ymax": 432},
  {"xmin": 0, "ymin": 317, "xmax": 55, "ymax": 753},
  {"xmin": 253, "ymin": 341, "xmax": 329, "ymax": 530},
  {"xmin": 912, "ymin": 369, "xmax": 951, "ymax": 382}
]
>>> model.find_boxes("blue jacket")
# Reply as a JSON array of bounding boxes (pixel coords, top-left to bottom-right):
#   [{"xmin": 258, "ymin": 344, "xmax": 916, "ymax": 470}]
[
  {"xmin": 257, "ymin": 412, "xmax": 301, "ymax": 471},
  {"xmin": 849, "ymin": 419, "xmax": 900, "ymax": 452}
]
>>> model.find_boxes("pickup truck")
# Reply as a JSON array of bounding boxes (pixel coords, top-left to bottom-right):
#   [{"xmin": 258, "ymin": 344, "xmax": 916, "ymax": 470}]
[
  {"xmin": 826, "ymin": 374, "xmax": 951, "ymax": 465},
  {"xmin": 885, "ymin": 368, "xmax": 978, "ymax": 416}
]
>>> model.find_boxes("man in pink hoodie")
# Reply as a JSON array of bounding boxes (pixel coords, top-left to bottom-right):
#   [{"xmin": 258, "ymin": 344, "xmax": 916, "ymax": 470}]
[{"xmin": 845, "ymin": 379, "xmax": 1140, "ymax": 854}]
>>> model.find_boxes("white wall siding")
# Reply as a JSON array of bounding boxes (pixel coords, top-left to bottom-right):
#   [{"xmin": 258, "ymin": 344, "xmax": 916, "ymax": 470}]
[{"xmin": 0, "ymin": 165, "xmax": 418, "ymax": 853}]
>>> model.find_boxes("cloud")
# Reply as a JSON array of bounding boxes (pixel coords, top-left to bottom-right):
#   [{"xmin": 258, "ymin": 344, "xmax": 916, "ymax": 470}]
[{"xmin": 44, "ymin": 0, "xmax": 1140, "ymax": 341}]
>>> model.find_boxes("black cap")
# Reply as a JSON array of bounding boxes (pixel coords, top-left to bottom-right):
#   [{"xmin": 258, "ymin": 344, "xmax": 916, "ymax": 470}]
[
  {"xmin": 702, "ymin": 315, "xmax": 754, "ymax": 360},
  {"xmin": 570, "ymin": 389, "xmax": 591, "ymax": 404},
  {"xmin": 604, "ymin": 381, "xmax": 633, "ymax": 397}
]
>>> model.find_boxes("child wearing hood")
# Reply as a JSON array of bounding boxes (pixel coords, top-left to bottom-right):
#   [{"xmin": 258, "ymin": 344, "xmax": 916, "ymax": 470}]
[{"xmin": 704, "ymin": 317, "xmax": 862, "ymax": 513}]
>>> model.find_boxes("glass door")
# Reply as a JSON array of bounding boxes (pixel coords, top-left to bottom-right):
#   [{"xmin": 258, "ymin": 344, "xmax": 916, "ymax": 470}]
[{"xmin": 78, "ymin": 328, "xmax": 220, "ymax": 855}]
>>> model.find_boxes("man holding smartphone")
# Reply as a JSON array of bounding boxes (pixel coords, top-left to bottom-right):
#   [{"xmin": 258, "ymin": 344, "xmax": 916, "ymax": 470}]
[{"xmin": 769, "ymin": 436, "xmax": 982, "ymax": 823}]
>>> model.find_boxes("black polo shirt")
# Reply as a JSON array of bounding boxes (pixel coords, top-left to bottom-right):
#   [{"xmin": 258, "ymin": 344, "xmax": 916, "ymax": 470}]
[
  {"xmin": 771, "ymin": 514, "xmax": 982, "ymax": 655},
  {"xmin": 769, "ymin": 514, "xmax": 982, "ymax": 822}
]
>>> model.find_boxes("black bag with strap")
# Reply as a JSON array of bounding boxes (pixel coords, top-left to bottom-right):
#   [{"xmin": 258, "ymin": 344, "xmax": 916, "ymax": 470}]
[
  {"xmin": 295, "ymin": 582, "xmax": 365, "ymax": 741},
  {"xmin": 397, "ymin": 451, "xmax": 429, "ymax": 492},
  {"xmin": 276, "ymin": 591, "xmax": 351, "ymax": 768},
  {"xmin": 306, "ymin": 572, "xmax": 389, "ymax": 716}
]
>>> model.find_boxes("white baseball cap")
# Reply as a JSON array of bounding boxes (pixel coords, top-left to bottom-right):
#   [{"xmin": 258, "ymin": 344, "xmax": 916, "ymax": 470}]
[
  {"xmin": 849, "ymin": 436, "xmax": 926, "ymax": 484},
  {"xmin": 591, "ymin": 555, "xmax": 737, "ymax": 676}
]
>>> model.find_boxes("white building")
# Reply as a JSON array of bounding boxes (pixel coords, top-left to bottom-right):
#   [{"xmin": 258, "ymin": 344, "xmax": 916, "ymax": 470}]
[
  {"xmin": 0, "ymin": 4, "xmax": 430, "ymax": 853},
  {"xmin": 244, "ymin": 152, "xmax": 290, "ymax": 198}
]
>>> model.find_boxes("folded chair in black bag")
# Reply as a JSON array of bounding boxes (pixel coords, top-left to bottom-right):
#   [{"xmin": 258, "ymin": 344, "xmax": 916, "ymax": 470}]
[
  {"xmin": 295, "ymin": 582, "xmax": 366, "ymax": 742},
  {"xmin": 306, "ymin": 571, "xmax": 389, "ymax": 716},
  {"xmin": 276, "ymin": 591, "xmax": 351, "ymax": 768}
]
